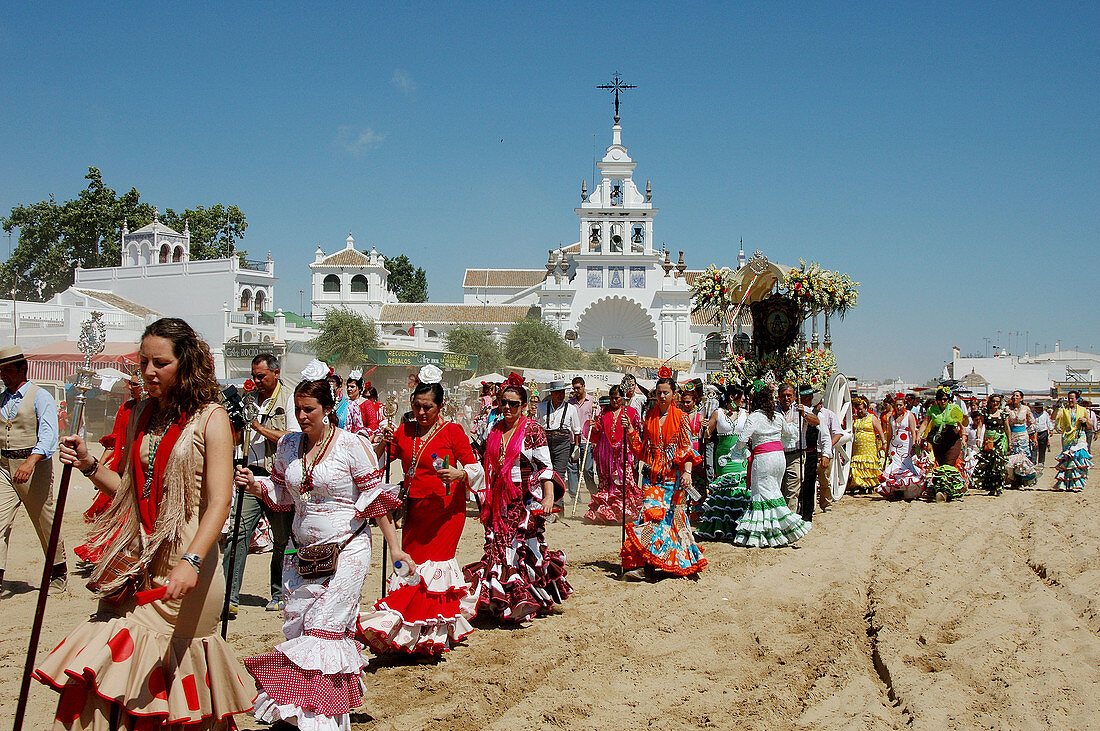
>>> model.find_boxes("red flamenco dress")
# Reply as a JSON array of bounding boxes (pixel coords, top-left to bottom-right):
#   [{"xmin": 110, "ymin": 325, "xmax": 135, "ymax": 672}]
[
  {"xmin": 584, "ymin": 405, "xmax": 643, "ymax": 524},
  {"xmin": 358, "ymin": 419, "xmax": 484, "ymax": 654},
  {"xmin": 34, "ymin": 402, "xmax": 255, "ymax": 730}
]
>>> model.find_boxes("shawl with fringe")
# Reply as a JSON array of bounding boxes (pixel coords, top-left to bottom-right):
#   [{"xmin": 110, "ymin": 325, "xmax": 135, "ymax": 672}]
[{"xmin": 83, "ymin": 401, "xmax": 218, "ymax": 599}]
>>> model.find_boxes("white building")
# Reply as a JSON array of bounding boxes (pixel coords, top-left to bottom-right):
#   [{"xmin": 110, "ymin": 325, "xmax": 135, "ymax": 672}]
[
  {"xmin": 951, "ymin": 344, "xmax": 1100, "ymax": 395},
  {"xmin": 71, "ymin": 211, "xmax": 317, "ymax": 378},
  {"xmin": 309, "ymin": 233, "xmax": 397, "ymax": 321},
  {"xmin": 370, "ymin": 115, "xmax": 757, "ymax": 373}
]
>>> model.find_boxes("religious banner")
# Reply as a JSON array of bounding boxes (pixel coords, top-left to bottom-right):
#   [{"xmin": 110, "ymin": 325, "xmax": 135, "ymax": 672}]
[{"xmin": 749, "ymin": 294, "xmax": 802, "ymax": 355}]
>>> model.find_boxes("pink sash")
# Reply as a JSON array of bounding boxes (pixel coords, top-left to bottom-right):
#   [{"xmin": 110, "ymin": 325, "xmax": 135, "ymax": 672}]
[{"xmin": 747, "ymin": 440, "xmax": 783, "ymax": 482}]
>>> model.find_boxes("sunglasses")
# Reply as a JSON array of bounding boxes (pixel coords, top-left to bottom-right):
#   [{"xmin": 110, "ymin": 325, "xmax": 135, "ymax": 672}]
[{"xmin": 501, "ymin": 399, "xmax": 523, "ymax": 408}]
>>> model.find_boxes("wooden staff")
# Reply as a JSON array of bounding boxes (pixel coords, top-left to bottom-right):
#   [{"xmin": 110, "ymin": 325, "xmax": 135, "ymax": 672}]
[
  {"xmin": 570, "ymin": 390, "xmax": 599, "ymax": 517},
  {"xmin": 619, "ymin": 407, "xmax": 630, "ymax": 578},
  {"xmin": 380, "ymin": 396, "xmax": 397, "ymax": 598},
  {"xmin": 14, "ymin": 314, "xmax": 106, "ymax": 731}
]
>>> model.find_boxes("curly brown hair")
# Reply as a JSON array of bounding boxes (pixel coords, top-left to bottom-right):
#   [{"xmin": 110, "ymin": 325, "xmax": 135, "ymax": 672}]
[{"xmin": 141, "ymin": 318, "xmax": 219, "ymax": 422}]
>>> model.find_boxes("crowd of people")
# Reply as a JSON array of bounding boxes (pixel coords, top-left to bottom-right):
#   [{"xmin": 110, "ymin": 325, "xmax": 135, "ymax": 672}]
[{"xmin": 0, "ymin": 317, "xmax": 1093, "ymax": 729}]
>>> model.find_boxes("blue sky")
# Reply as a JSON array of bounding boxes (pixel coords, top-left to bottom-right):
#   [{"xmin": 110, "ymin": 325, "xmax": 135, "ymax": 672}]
[{"xmin": 1, "ymin": 2, "xmax": 1096, "ymax": 381}]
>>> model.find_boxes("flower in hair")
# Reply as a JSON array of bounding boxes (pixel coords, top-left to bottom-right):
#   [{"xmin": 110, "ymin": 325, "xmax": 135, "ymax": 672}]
[
  {"xmin": 301, "ymin": 359, "xmax": 328, "ymax": 381},
  {"xmin": 752, "ymin": 379, "xmax": 766, "ymax": 393},
  {"xmin": 243, "ymin": 379, "xmax": 256, "ymax": 393},
  {"xmin": 506, "ymin": 372, "xmax": 525, "ymax": 387},
  {"xmin": 348, "ymin": 369, "xmax": 363, "ymax": 381},
  {"xmin": 657, "ymin": 365, "xmax": 673, "ymax": 379},
  {"xmin": 418, "ymin": 364, "xmax": 443, "ymax": 385}
]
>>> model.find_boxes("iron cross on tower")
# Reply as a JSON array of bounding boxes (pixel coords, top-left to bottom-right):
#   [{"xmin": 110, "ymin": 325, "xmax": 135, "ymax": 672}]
[{"xmin": 597, "ymin": 73, "xmax": 636, "ymax": 124}]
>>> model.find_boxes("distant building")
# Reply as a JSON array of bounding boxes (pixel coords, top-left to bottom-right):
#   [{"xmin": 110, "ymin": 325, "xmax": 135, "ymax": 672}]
[
  {"xmin": 309, "ymin": 234, "xmax": 397, "ymax": 321},
  {"xmin": 951, "ymin": 344, "xmax": 1100, "ymax": 397}
]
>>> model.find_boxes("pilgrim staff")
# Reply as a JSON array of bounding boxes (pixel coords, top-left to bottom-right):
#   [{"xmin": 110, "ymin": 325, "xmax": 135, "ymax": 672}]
[
  {"xmin": 14, "ymin": 315, "xmax": 106, "ymax": 731},
  {"xmin": 570, "ymin": 389, "xmax": 600, "ymax": 517},
  {"xmin": 380, "ymin": 396, "xmax": 398, "ymax": 597}
]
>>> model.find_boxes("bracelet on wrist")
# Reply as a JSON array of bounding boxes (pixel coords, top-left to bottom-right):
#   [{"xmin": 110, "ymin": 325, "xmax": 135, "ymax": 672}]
[
  {"xmin": 181, "ymin": 553, "xmax": 203, "ymax": 572},
  {"xmin": 79, "ymin": 457, "xmax": 100, "ymax": 477}
]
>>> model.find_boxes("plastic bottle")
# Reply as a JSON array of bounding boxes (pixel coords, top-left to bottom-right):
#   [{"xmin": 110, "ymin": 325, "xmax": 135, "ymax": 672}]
[
  {"xmin": 431, "ymin": 453, "xmax": 444, "ymax": 470},
  {"xmin": 393, "ymin": 560, "xmax": 417, "ymax": 585}
]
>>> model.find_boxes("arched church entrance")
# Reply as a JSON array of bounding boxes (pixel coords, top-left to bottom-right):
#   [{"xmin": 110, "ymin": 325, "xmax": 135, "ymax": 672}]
[{"xmin": 575, "ymin": 295, "xmax": 658, "ymax": 357}]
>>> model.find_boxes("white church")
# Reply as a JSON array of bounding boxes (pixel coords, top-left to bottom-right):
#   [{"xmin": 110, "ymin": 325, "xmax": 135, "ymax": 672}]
[{"xmin": 312, "ymin": 112, "xmax": 744, "ymax": 374}]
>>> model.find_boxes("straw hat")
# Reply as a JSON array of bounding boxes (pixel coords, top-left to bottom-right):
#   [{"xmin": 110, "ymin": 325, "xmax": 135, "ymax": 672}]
[{"xmin": 0, "ymin": 346, "xmax": 27, "ymax": 368}]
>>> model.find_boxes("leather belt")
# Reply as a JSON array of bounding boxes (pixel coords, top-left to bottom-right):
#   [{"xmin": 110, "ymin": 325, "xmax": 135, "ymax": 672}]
[{"xmin": 2, "ymin": 448, "xmax": 34, "ymax": 459}]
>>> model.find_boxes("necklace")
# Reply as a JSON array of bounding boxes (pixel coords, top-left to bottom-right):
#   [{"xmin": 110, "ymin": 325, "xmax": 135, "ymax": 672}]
[
  {"xmin": 300, "ymin": 426, "xmax": 336, "ymax": 494},
  {"xmin": 142, "ymin": 410, "xmax": 174, "ymax": 499}
]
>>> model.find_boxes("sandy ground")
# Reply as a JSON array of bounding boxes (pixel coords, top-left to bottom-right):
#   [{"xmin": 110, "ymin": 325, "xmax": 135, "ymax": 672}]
[{"xmin": 2, "ymin": 449, "xmax": 1098, "ymax": 730}]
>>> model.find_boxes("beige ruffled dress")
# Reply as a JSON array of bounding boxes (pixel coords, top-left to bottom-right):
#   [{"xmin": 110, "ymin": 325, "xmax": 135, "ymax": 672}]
[{"xmin": 34, "ymin": 402, "xmax": 255, "ymax": 730}]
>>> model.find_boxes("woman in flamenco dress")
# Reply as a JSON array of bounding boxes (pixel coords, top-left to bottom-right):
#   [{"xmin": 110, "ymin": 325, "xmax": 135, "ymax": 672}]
[
  {"xmin": 584, "ymin": 385, "xmax": 643, "ymax": 524},
  {"xmin": 463, "ymin": 374, "xmax": 571, "ymax": 621},
  {"xmin": 359, "ymin": 365, "xmax": 484, "ymax": 654},
  {"xmin": 39, "ymin": 317, "xmax": 255, "ymax": 730}
]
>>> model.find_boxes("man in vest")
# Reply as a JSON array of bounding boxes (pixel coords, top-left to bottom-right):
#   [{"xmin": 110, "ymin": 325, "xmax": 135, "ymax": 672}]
[
  {"xmin": 223, "ymin": 353, "xmax": 297, "ymax": 615},
  {"xmin": 0, "ymin": 345, "xmax": 66, "ymax": 596},
  {"xmin": 535, "ymin": 380, "xmax": 581, "ymax": 512}
]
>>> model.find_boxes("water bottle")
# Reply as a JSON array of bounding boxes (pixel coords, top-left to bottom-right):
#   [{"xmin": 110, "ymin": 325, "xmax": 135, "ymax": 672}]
[
  {"xmin": 393, "ymin": 559, "xmax": 418, "ymax": 586},
  {"xmin": 432, "ymin": 453, "xmax": 451, "ymax": 495}
]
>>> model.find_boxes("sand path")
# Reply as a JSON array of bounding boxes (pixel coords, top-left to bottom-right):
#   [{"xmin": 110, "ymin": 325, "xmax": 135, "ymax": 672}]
[{"xmin": 1, "ymin": 453, "xmax": 1096, "ymax": 729}]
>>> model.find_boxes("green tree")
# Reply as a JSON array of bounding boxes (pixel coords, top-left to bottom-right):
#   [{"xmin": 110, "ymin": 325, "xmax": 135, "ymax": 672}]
[
  {"xmin": 445, "ymin": 325, "xmax": 505, "ymax": 375},
  {"xmin": 387, "ymin": 254, "xmax": 428, "ymax": 302},
  {"xmin": 504, "ymin": 317, "xmax": 579, "ymax": 369},
  {"xmin": 583, "ymin": 348, "xmax": 617, "ymax": 372},
  {"xmin": 1, "ymin": 167, "xmax": 247, "ymax": 301},
  {"xmin": 310, "ymin": 307, "xmax": 379, "ymax": 370}
]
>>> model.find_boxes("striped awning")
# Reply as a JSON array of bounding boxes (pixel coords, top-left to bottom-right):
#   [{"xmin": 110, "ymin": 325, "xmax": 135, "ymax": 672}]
[{"xmin": 24, "ymin": 342, "xmax": 139, "ymax": 383}]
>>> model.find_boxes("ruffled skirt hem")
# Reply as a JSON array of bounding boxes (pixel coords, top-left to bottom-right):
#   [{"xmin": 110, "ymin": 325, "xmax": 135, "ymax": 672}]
[
  {"xmin": 733, "ymin": 497, "xmax": 810, "ymax": 548},
  {"xmin": 357, "ymin": 559, "xmax": 478, "ymax": 655}
]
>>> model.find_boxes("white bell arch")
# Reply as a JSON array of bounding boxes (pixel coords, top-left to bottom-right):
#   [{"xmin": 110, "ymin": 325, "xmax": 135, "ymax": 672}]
[{"xmin": 575, "ymin": 295, "xmax": 657, "ymax": 355}]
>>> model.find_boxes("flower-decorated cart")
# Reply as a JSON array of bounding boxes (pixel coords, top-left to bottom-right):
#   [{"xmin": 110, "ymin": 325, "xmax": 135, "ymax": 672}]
[{"xmin": 691, "ymin": 251, "xmax": 860, "ymax": 501}]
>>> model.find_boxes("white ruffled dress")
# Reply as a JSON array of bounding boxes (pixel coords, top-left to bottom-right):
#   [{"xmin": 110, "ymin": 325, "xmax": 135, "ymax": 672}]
[{"xmin": 245, "ymin": 430, "xmax": 400, "ymax": 731}]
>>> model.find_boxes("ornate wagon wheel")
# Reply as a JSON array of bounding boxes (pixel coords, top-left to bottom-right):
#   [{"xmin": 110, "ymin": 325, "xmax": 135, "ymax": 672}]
[{"xmin": 825, "ymin": 372, "xmax": 853, "ymax": 501}]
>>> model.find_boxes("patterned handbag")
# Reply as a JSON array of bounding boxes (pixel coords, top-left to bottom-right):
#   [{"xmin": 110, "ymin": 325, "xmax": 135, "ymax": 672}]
[
  {"xmin": 86, "ymin": 548, "xmax": 147, "ymax": 605},
  {"xmin": 295, "ymin": 521, "xmax": 369, "ymax": 581}
]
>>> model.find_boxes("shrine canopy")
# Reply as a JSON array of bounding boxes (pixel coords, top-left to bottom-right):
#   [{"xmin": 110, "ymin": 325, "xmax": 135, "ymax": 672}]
[
  {"xmin": 732, "ymin": 260, "xmax": 792, "ymax": 305},
  {"xmin": 25, "ymin": 341, "xmax": 139, "ymax": 383}
]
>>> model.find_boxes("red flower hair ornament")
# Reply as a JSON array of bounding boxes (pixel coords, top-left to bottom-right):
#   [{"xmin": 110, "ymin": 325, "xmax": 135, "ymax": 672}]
[
  {"xmin": 505, "ymin": 372, "xmax": 525, "ymax": 387},
  {"xmin": 657, "ymin": 365, "xmax": 673, "ymax": 379}
]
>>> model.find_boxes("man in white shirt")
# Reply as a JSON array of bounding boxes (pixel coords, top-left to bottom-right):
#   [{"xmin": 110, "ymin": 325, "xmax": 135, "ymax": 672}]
[
  {"xmin": 621, "ymin": 374, "xmax": 648, "ymax": 417},
  {"xmin": 813, "ymin": 397, "xmax": 844, "ymax": 514},
  {"xmin": 1033, "ymin": 403, "xmax": 1053, "ymax": 466},
  {"xmin": 779, "ymin": 382, "xmax": 820, "ymax": 514},
  {"xmin": 567, "ymin": 377, "xmax": 597, "ymax": 500},
  {"xmin": 535, "ymin": 380, "xmax": 581, "ymax": 508}
]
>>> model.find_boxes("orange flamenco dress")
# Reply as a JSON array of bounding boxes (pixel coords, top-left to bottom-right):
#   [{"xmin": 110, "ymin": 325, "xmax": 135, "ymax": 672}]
[{"xmin": 620, "ymin": 404, "xmax": 706, "ymax": 576}]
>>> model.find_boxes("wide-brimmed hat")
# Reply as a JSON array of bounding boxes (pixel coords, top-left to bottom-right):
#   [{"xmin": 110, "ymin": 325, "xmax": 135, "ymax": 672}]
[
  {"xmin": 798, "ymin": 384, "xmax": 815, "ymax": 396},
  {"xmin": 546, "ymin": 379, "xmax": 569, "ymax": 392},
  {"xmin": 0, "ymin": 346, "xmax": 27, "ymax": 368}
]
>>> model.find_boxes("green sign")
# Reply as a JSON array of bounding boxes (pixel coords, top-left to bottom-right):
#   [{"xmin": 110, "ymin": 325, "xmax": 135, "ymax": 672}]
[{"xmin": 363, "ymin": 349, "xmax": 477, "ymax": 371}]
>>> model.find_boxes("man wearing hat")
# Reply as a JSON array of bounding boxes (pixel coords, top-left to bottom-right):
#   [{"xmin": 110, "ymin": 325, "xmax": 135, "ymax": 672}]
[
  {"xmin": 535, "ymin": 380, "xmax": 581, "ymax": 510},
  {"xmin": 0, "ymin": 345, "xmax": 67, "ymax": 596}
]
